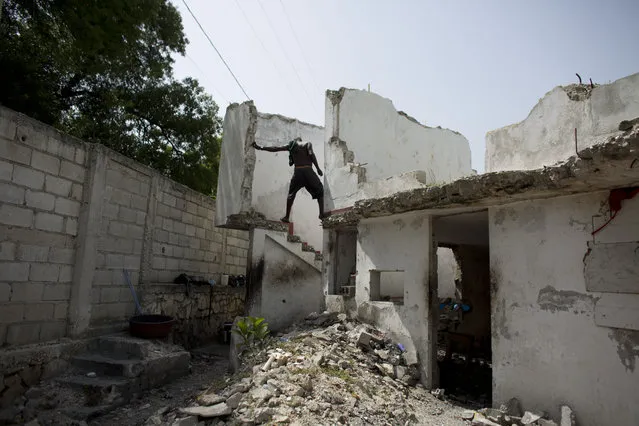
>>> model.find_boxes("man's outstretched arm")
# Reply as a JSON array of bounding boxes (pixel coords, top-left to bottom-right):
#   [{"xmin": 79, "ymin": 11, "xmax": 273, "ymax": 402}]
[
  {"xmin": 252, "ymin": 142, "xmax": 288, "ymax": 152},
  {"xmin": 307, "ymin": 143, "xmax": 323, "ymax": 176}
]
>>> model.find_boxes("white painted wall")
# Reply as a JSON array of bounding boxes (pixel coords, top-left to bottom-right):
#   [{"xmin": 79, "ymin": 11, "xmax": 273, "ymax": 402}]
[
  {"xmin": 252, "ymin": 113, "xmax": 324, "ymax": 249},
  {"xmin": 355, "ymin": 213, "xmax": 434, "ymax": 383},
  {"xmin": 248, "ymin": 229, "xmax": 322, "ymax": 331},
  {"xmin": 324, "ymin": 89, "xmax": 472, "ymax": 211},
  {"xmin": 486, "ymin": 72, "xmax": 639, "ymax": 172},
  {"xmin": 215, "ymin": 103, "xmax": 251, "ymax": 227},
  {"xmin": 489, "ymin": 193, "xmax": 639, "ymax": 426}
]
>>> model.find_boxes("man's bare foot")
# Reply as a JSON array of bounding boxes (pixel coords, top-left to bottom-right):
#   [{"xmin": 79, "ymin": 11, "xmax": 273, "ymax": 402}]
[
  {"xmin": 319, "ymin": 213, "xmax": 328, "ymax": 220},
  {"xmin": 280, "ymin": 217, "xmax": 290, "ymax": 223}
]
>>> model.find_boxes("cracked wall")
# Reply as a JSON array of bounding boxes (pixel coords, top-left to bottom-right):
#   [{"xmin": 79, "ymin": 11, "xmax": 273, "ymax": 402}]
[
  {"xmin": 324, "ymin": 88, "xmax": 472, "ymax": 211},
  {"xmin": 216, "ymin": 102, "xmax": 325, "ymax": 249},
  {"xmin": 489, "ymin": 192, "xmax": 639, "ymax": 426},
  {"xmin": 486, "ymin": 72, "xmax": 639, "ymax": 172}
]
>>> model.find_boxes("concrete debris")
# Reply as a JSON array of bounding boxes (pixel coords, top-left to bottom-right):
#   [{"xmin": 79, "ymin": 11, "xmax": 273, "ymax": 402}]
[
  {"xmin": 179, "ymin": 402, "xmax": 231, "ymax": 418},
  {"xmin": 472, "ymin": 413, "xmax": 502, "ymax": 426},
  {"xmin": 431, "ymin": 388, "xmax": 446, "ymax": 400},
  {"xmin": 500, "ymin": 397, "xmax": 523, "ymax": 417},
  {"xmin": 522, "ymin": 411, "xmax": 544, "ymax": 424},
  {"xmin": 165, "ymin": 315, "xmax": 468, "ymax": 425},
  {"xmin": 170, "ymin": 416, "xmax": 198, "ymax": 426},
  {"xmin": 561, "ymin": 405, "xmax": 576, "ymax": 426}
]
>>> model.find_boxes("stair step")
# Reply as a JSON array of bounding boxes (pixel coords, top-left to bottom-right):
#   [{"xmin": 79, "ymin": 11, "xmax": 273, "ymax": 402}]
[
  {"xmin": 57, "ymin": 375, "xmax": 134, "ymax": 408},
  {"xmin": 91, "ymin": 334, "xmax": 150, "ymax": 360},
  {"xmin": 72, "ymin": 354, "xmax": 144, "ymax": 378},
  {"xmin": 287, "ymin": 234, "xmax": 302, "ymax": 243}
]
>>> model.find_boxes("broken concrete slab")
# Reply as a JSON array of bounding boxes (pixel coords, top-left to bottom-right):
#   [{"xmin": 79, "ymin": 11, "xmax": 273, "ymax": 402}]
[
  {"xmin": 561, "ymin": 405, "xmax": 576, "ymax": 426},
  {"xmin": 196, "ymin": 393, "xmax": 225, "ymax": 406},
  {"xmin": 179, "ymin": 402, "xmax": 231, "ymax": 418},
  {"xmin": 521, "ymin": 411, "xmax": 544, "ymax": 424}
]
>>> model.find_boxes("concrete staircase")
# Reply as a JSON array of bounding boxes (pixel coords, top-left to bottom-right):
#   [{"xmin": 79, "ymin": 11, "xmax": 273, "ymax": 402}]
[
  {"xmin": 265, "ymin": 231, "xmax": 323, "ymax": 271},
  {"xmin": 54, "ymin": 334, "xmax": 190, "ymax": 420}
]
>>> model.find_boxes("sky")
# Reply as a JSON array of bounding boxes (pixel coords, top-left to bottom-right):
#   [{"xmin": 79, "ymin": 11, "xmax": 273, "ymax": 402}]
[{"xmin": 171, "ymin": 0, "xmax": 639, "ymax": 172}]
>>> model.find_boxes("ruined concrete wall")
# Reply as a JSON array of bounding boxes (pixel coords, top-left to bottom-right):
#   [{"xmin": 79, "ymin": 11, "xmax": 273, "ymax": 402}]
[
  {"xmin": 0, "ymin": 106, "xmax": 248, "ymax": 347},
  {"xmin": 490, "ymin": 192, "xmax": 639, "ymax": 426},
  {"xmin": 486, "ymin": 72, "xmax": 639, "ymax": 172},
  {"xmin": 140, "ymin": 284, "xmax": 244, "ymax": 349},
  {"xmin": 324, "ymin": 89, "xmax": 472, "ymax": 211},
  {"xmin": 354, "ymin": 213, "xmax": 435, "ymax": 385},
  {"xmin": 247, "ymin": 229, "xmax": 322, "ymax": 332},
  {"xmin": 216, "ymin": 102, "xmax": 325, "ymax": 249}
]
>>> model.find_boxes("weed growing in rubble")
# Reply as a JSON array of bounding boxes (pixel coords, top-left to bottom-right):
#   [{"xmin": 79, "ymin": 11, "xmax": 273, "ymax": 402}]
[{"xmin": 233, "ymin": 316, "xmax": 270, "ymax": 348}]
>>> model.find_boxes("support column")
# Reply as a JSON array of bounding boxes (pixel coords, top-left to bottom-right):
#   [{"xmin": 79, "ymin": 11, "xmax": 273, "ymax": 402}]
[
  {"xmin": 219, "ymin": 227, "xmax": 229, "ymax": 274},
  {"xmin": 426, "ymin": 215, "xmax": 440, "ymax": 388},
  {"xmin": 138, "ymin": 174, "xmax": 160, "ymax": 286},
  {"xmin": 67, "ymin": 145, "xmax": 107, "ymax": 337}
]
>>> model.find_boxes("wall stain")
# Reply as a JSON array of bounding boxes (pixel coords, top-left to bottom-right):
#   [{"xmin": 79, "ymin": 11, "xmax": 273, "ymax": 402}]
[
  {"xmin": 270, "ymin": 260, "xmax": 311, "ymax": 285},
  {"xmin": 608, "ymin": 328, "xmax": 639, "ymax": 372},
  {"xmin": 493, "ymin": 209, "xmax": 508, "ymax": 226},
  {"xmin": 393, "ymin": 219, "xmax": 406, "ymax": 230},
  {"xmin": 410, "ymin": 216, "xmax": 424, "ymax": 230},
  {"xmin": 537, "ymin": 285, "xmax": 599, "ymax": 314},
  {"xmin": 493, "ymin": 298, "xmax": 512, "ymax": 340}
]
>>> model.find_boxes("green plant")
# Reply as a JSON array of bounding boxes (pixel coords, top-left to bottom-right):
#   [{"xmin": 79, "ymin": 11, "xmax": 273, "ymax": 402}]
[{"xmin": 233, "ymin": 316, "xmax": 270, "ymax": 348}]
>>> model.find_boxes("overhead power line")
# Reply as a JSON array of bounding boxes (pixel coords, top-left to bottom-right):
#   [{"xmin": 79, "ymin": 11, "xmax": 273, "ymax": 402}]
[
  {"xmin": 185, "ymin": 53, "xmax": 230, "ymax": 106},
  {"xmin": 256, "ymin": 0, "xmax": 318, "ymax": 115},
  {"xmin": 278, "ymin": 0, "xmax": 321, "ymax": 95},
  {"xmin": 233, "ymin": 0, "xmax": 302, "ymax": 110},
  {"xmin": 181, "ymin": 0, "xmax": 250, "ymax": 101}
]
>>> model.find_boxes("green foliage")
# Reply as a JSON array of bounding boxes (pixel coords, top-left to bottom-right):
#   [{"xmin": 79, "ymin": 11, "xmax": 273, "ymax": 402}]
[
  {"xmin": 0, "ymin": 0, "xmax": 221, "ymax": 195},
  {"xmin": 233, "ymin": 316, "xmax": 270, "ymax": 348}
]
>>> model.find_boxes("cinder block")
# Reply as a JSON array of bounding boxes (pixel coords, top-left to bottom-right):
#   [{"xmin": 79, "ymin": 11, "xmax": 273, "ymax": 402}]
[
  {"xmin": 0, "ymin": 138, "xmax": 31, "ymax": 165},
  {"xmin": 196, "ymin": 228, "xmax": 206, "ymax": 239},
  {"xmin": 152, "ymin": 257, "xmax": 166, "ymax": 270},
  {"xmin": 103, "ymin": 203, "xmax": 119, "ymax": 219},
  {"xmin": 108, "ymin": 187, "xmax": 131, "ymax": 206},
  {"xmin": 12, "ymin": 165, "xmax": 44, "ymax": 189},
  {"xmin": 30, "ymin": 263, "xmax": 60, "ymax": 281},
  {"xmin": 155, "ymin": 230, "xmax": 169, "ymax": 243},
  {"xmin": 0, "ymin": 117, "xmax": 17, "ymax": 140},
  {"xmin": 182, "ymin": 212, "xmax": 194, "ymax": 225},
  {"xmin": 173, "ymin": 221, "xmax": 186, "ymax": 234},
  {"xmin": 162, "ymin": 218, "xmax": 174, "ymax": 232},
  {"xmin": 0, "ymin": 159, "xmax": 13, "ymax": 181},
  {"xmin": 54, "ymin": 197, "xmax": 80, "ymax": 217},
  {"xmin": 46, "ymin": 137, "xmax": 61, "ymax": 155},
  {"xmin": 17, "ymin": 244, "xmax": 48, "ymax": 262},
  {"xmin": 75, "ymin": 147, "xmax": 86, "ymax": 165},
  {"xmin": 25, "ymin": 190, "xmax": 55, "ymax": 211},
  {"xmin": 139, "ymin": 182, "xmax": 150, "ymax": 196},
  {"xmin": 131, "ymin": 194, "xmax": 147, "ymax": 211},
  {"xmin": 40, "ymin": 321, "xmax": 65, "ymax": 341},
  {"xmin": 43, "ymin": 283, "xmax": 71, "ymax": 301},
  {"xmin": 65, "ymin": 218, "xmax": 78, "ymax": 236},
  {"xmin": 0, "ymin": 241, "xmax": 16, "ymax": 261},
  {"xmin": 166, "ymin": 258, "xmax": 180, "ymax": 270},
  {"xmin": 45, "ymin": 175, "xmax": 72, "ymax": 196},
  {"xmin": 11, "ymin": 282, "xmax": 44, "ymax": 301},
  {"xmin": 0, "ymin": 263, "xmax": 29, "ymax": 281},
  {"xmin": 54, "ymin": 302, "xmax": 69, "ymax": 319},
  {"xmin": 59, "ymin": 160, "xmax": 84, "ymax": 182},
  {"xmin": 49, "ymin": 247, "xmax": 75, "ymax": 264},
  {"xmin": 71, "ymin": 183, "xmax": 83, "ymax": 201},
  {"xmin": 108, "ymin": 221, "xmax": 128, "ymax": 238},
  {"xmin": 91, "ymin": 288, "xmax": 100, "ymax": 304},
  {"xmin": 123, "ymin": 255, "xmax": 140, "ymax": 269},
  {"xmin": 35, "ymin": 212, "xmax": 64, "ymax": 232},
  {"xmin": 118, "ymin": 206, "xmax": 137, "ymax": 223},
  {"xmin": 0, "ymin": 303, "xmax": 24, "ymax": 322},
  {"xmin": 99, "ymin": 236, "xmax": 133, "ymax": 254},
  {"xmin": 31, "ymin": 151, "xmax": 60, "ymax": 175},
  {"xmin": 100, "ymin": 287, "xmax": 120, "ymax": 303},
  {"xmin": 0, "ymin": 283, "xmax": 12, "ymax": 303},
  {"xmin": 162, "ymin": 193, "xmax": 176, "ymax": 207},
  {"xmin": 93, "ymin": 269, "xmax": 113, "ymax": 285},
  {"xmin": 136, "ymin": 211, "xmax": 146, "ymax": 226},
  {"xmin": 105, "ymin": 254, "xmax": 124, "ymax": 268},
  {"xmin": 24, "ymin": 303, "xmax": 54, "ymax": 321},
  {"xmin": 59, "ymin": 144, "xmax": 75, "ymax": 162},
  {"xmin": 59, "ymin": 265, "xmax": 73, "ymax": 282},
  {"xmin": 128, "ymin": 224, "xmax": 144, "ymax": 240},
  {"xmin": 185, "ymin": 225, "xmax": 196, "ymax": 237},
  {"xmin": 7, "ymin": 323, "xmax": 40, "ymax": 345}
]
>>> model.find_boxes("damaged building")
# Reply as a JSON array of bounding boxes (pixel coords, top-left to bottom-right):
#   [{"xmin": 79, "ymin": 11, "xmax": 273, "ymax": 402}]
[{"xmin": 216, "ymin": 72, "xmax": 639, "ymax": 426}]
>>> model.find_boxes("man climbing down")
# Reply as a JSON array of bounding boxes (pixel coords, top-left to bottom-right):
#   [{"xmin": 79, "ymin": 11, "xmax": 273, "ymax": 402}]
[{"xmin": 252, "ymin": 137, "xmax": 327, "ymax": 223}]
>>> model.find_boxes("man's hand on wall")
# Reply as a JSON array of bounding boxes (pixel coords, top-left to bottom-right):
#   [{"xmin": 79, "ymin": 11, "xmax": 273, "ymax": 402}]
[
  {"xmin": 317, "ymin": 169, "xmax": 323, "ymax": 176},
  {"xmin": 251, "ymin": 142, "xmax": 262, "ymax": 150}
]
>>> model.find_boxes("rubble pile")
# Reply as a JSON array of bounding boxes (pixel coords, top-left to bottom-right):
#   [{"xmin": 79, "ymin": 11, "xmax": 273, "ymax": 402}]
[
  {"xmin": 464, "ymin": 397, "xmax": 577, "ymax": 426},
  {"xmin": 156, "ymin": 312, "xmax": 467, "ymax": 425}
]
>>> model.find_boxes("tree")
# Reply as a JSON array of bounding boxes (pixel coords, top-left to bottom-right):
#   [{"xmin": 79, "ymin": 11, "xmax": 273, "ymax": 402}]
[{"xmin": 0, "ymin": 0, "xmax": 221, "ymax": 195}]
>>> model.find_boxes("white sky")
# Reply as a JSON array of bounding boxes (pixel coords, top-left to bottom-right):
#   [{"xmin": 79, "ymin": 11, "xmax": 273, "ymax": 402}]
[{"xmin": 171, "ymin": 0, "xmax": 639, "ymax": 172}]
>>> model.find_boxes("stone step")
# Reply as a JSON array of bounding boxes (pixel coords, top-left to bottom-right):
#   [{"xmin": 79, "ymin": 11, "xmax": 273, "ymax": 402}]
[
  {"xmin": 71, "ymin": 354, "xmax": 145, "ymax": 378},
  {"xmin": 287, "ymin": 234, "xmax": 302, "ymax": 243},
  {"xmin": 90, "ymin": 334, "xmax": 151, "ymax": 360}
]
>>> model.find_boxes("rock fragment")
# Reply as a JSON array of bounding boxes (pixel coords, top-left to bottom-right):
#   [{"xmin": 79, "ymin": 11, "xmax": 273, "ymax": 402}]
[{"xmin": 179, "ymin": 403, "xmax": 231, "ymax": 418}]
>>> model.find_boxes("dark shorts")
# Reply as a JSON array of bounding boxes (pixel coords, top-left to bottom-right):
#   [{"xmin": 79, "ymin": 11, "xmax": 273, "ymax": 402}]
[{"xmin": 288, "ymin": 167, "xmax": 323, "ymax": 200}]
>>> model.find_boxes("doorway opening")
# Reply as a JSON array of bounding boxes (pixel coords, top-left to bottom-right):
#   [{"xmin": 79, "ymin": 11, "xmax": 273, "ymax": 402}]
[
  {"xmin": 331, "ymin": 228, "xmax": 357, "ymax": 297},
  {"xmin": 432, "ymin": 210, "xmax": 491, "ymax": 406}
]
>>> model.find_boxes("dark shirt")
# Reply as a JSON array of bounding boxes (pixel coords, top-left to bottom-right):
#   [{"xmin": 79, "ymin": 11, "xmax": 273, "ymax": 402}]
[{"xmin": 288, "ymin": 141, "xmax": 314, "ymax": 167}]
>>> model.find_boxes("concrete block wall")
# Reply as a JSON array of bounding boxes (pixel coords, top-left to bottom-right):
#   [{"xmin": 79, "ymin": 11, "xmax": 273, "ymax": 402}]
[
  {"xmin": 0, "ymin": 107, "xmax": 86, "ymax": 346},
  {"xmin": 0, "ymin": 106, "xmax": 249, "ymax": 347}
]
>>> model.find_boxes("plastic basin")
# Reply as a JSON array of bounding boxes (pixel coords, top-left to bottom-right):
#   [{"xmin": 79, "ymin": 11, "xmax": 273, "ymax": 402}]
[{"xmin": 129, "ymin": 314, "xmax": 175, "ymax": 339}]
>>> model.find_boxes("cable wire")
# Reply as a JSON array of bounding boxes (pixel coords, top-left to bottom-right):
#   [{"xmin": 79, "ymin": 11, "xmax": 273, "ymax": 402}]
[
  {"xmin": 233, "ymin": 0, "xmax": 302, "ymax": 109},
  {"xmin": 182, "ymin": 0, "xmax": 251, "ymax": 100},
  {"xmin": 277, "ymin": 0, "xmax": 321, "ymax": 95},
  {"xmin": 185, "ymin": 53, "xmax": 231, "ymax": 106},
  {"xmin": 256, "ymin": 0, "xmax": 318, "ymax": 114}
]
